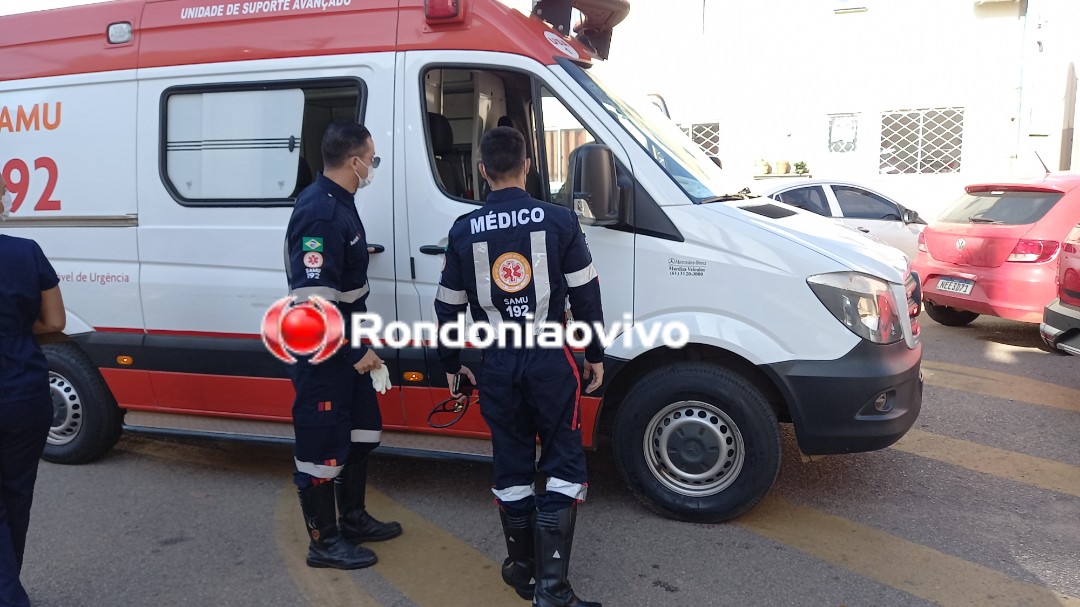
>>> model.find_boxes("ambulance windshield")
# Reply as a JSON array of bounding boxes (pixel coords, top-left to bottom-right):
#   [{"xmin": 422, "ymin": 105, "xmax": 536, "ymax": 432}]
[{"xmin": 563, "ymin": 61, "xmax": 748, "ymax": 203}]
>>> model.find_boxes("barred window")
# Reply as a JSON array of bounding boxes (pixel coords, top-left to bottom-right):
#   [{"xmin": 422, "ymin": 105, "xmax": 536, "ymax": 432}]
[
  {"xmin": 879, "ymin": 107, "xmax": 964, "ymax": 174},
  {"xmin": 679, "ymin": 122, "xmax": 721, "ymax": 156}
]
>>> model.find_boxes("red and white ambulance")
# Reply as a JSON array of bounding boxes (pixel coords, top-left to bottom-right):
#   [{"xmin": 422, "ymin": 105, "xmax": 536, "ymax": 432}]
[{"xmin": 0, "ymin": 0, "xmax": 923, "ymax": 522}]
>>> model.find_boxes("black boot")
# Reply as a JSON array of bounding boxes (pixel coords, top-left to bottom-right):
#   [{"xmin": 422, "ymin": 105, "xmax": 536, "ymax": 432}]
[
  {"xmin": 533, "ymin": 505, "xmax": 600, "ymax": 607},
  {"xmin": 499, "ymin": 509, "xmax": 535, "ymax": 601},
  {"xmin": 298, "ymin": 481, "xmax": 377, "ymax": 570},
  {"xmin": 336, "ymin": 453, "xmax": 402, "ymax": 543}
]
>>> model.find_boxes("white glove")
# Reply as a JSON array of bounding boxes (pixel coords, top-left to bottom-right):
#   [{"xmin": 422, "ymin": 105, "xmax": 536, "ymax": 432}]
[{"xmin": 370, "ymin": 364, "xmax": 392, "ymax": 394}]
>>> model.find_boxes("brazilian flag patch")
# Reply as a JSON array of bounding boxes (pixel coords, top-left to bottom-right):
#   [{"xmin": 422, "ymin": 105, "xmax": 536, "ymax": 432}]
[{"xmin": 302, "ymin": 237, "xmax": 324, "ymax": 252}]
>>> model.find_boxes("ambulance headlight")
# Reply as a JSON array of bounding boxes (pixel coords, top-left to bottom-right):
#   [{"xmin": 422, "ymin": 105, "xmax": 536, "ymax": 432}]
[{"xmin": 807, "ymin": 272, "xmax": 902, "ymax": 345}]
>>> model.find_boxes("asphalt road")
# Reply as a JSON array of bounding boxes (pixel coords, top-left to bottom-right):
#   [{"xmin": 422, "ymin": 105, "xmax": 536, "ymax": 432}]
[{"xmin": 21, "ymin": 317, "xmax": 1080, "ymax": 607}]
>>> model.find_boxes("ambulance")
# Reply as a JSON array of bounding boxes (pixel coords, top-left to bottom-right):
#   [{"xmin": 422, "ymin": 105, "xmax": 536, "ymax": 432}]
[{"xmin": 0, "ymin": 0, "xmax": 922, "ymax": 523}]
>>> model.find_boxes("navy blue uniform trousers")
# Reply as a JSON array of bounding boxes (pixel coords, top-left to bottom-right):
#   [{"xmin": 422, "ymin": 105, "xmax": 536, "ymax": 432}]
[
  {"xmin": 0, "ymin": 396, "xmax": 51, "ymax": 607},
  {"xmin": 480, "ymin": 346, "xmax": 587, "ymax": 514},
  {"xmin": 289, "ymin": 354, "xmax": 382, "ymax": 488}
]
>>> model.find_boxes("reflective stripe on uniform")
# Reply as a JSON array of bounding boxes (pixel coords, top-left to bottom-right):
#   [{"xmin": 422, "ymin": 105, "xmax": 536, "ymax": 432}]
[
  {"xmin": 294, "ymin": 457, "xmax": 344, "ymax": 479},
  {"xmin": 531, "ymin": 230, "xmax": 551, "ymax": 326},
  {"xmin": 339, "ymin": 283, "xmax": 370, "ymax": 302},
  {"xmin": 291, "ymin": 286, "xmax": 339, "ymax": 302},
  {"xmin": 290, "ymin": 283, "xmax": 369, "ymax": 303},
  {"xmin": 565, "ymin": 263, "xmax": 597, "ymax": 288},
  {"xmin": 350, "ymin": 429, "xmax": 382, "ymax": 443},
  {"xmin": 492, "ymin": 483, "xmax": 536, "ymax": 502},
  {"xmin": 546, "ymin": 477, "xmax": 587, "ymax": 501},
  {"xmin": 472, "ymin": 241, "xmax": 504, "ymax": 325},
  {"xmin": 436, "ymin": 285, "xmax": 469, "ymax": 306}
]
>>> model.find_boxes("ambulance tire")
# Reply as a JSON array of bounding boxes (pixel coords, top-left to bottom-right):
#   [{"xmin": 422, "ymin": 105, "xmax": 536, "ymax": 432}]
[
  {"xmin": 41, "ymin": 343, "xmax": 123, "ymax": 465},
  {"xmin": 924, "ymin": 301, "xmax": 979, "ymax": 327},
  {"xmin": 612, "ymin": 362, "xmax": 781, "ymax": 523}
]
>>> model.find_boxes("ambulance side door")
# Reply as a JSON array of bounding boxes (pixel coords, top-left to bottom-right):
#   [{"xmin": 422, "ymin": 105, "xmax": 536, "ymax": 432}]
[
  {"xmin": 135, "ymin": 53, "xmax": 406, "ymax": 425},
  {"xmin": 399, "ymin": 51, "xmax": 636, "ymax": 434}
]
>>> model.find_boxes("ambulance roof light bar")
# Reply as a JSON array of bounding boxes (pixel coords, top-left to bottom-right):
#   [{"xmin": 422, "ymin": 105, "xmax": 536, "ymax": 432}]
[{"xmin": 532, "ymin": 0, "xmax": 629, "ymax": 60}]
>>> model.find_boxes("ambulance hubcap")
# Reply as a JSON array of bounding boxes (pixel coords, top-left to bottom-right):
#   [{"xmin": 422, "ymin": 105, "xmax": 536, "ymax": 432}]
[
  {"xmin": 48, "ymin": 372, "xmax": 83, "ymax": 446},
  {"xmin": 644, "ymin": 400, "xmax": 744, "ymax": 497}
]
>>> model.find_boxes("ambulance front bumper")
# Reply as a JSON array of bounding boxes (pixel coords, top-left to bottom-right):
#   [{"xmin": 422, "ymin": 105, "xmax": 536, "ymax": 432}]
[{"xmin": 762, "ymin": 339, "xmax": 923, "ymax": 455}]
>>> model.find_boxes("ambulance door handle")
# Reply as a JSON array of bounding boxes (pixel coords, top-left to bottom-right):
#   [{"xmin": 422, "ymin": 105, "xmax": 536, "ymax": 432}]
[
  {"xmin": 857, "ymin": 227, "xmax": 870, "ymax": 233},
  {"xmin": 368, "ymin": 244, "xmax": 385, "ymax": 254},
  {"xmin": 420, "ymin": 245, "xmax": 446, "ymax": 255}
]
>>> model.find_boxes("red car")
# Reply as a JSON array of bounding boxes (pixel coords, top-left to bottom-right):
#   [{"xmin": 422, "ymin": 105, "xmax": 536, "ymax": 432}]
[
  {"xmin": 1041, "ymin": 222, "xmax": 1080, "ymax": 354},
  {"xmin": 912, "ymin": 173, "xmax": 1080, "ymax": 326}
]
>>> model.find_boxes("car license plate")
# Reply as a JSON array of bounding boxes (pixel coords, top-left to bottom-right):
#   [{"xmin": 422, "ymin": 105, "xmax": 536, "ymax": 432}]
[{"xmin": 937, "ymin": 277, "xmax": 974, "ymax": 295}]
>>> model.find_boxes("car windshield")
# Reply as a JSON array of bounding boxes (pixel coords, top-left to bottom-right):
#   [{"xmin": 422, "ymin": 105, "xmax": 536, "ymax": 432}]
[
  {"xmin": 938, "ymin": 190, "xmax": 1063, "ymax": 225},
  {"xmin": 562, "ymin": 60, "xmax": 747, "ymax": 203}
]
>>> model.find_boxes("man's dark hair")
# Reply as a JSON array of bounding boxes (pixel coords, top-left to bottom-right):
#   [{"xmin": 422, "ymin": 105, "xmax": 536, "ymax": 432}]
[
  {"xmin": 321, "ymin": 121, "xmax": 371, "ymax": 169},
  {"xmin": 480, "ymin": 126, "xmax": 526, "ymax": 181}
]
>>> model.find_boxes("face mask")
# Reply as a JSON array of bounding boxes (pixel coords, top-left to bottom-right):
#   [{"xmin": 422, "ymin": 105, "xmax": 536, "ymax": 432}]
[
  {"xmin": 353, "ymin": 167, "xmax": 374, "ymax": 190},
  {"xmin": 353, "ymin": 156, "xmax": 378, "ymax": 191},
  {"xmin": 0, "ymin": 192, "xmax": 11, "ymax": 221}
]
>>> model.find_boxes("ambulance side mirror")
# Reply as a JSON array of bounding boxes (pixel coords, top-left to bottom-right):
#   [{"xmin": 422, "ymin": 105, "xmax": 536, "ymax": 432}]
[{"xmin": 569, "ymin": 143, "xmax": 621, "ymax": 227}]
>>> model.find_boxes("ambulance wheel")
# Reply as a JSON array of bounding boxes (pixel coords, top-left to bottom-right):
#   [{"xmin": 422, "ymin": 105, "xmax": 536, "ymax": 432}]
[
  {"xmin": 612, "ymin": 362, "xmax": 781, "ymax": 523},
  {"xmin": 41, "ymin": 343, "xmax": 123, "ymax": 464},
  {"xmin": 924, "ymin": 302, "xmax": 979, "ymax": 327}
]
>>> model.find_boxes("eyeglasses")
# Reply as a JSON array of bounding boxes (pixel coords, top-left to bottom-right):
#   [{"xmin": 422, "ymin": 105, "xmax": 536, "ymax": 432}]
[{"xmin": 359, "ymin": 156, "xmax": 381, "ymax": 169}]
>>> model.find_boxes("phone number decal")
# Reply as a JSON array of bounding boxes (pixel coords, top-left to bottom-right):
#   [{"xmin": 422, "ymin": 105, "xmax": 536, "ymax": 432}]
[{"xmin": 668, "ymin": 257, "xmax": 708, "ymax": 278}]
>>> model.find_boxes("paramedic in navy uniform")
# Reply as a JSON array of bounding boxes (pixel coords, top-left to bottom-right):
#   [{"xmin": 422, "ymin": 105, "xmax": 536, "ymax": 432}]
[
  {"xmin": 283, "ymin": 121, "xmax": 401, "ymax": 570},
  {"xmin": 435, "ymin": 127, "xmax": 605, "ymax": 607},
  {"xmin": 0, "ymin": 174, "xmax": 67, "ymax": 607}
]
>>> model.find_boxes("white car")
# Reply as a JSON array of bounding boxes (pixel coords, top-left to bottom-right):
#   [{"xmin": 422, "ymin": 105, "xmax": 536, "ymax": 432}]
[{"xmin": 757, "ymin": 179, "xmax": 927, "ymax": 261}]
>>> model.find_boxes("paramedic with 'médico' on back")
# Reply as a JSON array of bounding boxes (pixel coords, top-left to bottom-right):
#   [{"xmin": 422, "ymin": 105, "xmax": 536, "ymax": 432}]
[{"xmin": 435, "ymin": 126, "xmax": 606, "ymax": 607}]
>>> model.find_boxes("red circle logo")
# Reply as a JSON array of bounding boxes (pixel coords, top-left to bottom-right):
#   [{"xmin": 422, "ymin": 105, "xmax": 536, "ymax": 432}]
[
  {"xmin": 261, "ymin": 296, "xmax": 345, "ymax": 365},
  {"xmin": 280, "ymin": 305, "xmax": 327, "ymax": 355}
]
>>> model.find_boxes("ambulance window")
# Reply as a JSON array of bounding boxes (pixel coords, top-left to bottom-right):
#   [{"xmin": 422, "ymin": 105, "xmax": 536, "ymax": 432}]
[
  {"xmin": 162, "ymin": 81, "xmax": 361, "ymax": 205},
  {"xmin": 539, "ymin": 87, "xmax": 599, "ymax": 208},
  {"xmin": 422, "ymin": 68, "xmax": 540, "ymax": 204}
]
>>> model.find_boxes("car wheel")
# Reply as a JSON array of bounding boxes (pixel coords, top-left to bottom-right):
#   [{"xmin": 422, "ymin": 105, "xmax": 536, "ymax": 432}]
[
  {"xmin": 924, "ymin": 301, "xmax": 979, "ymax": 327},
  {"xmin": 612, "ymin": 362, "xmax": 781, "ymax": 523},
  {"xmin": 42, "ymin": 343, "xmax": 123, "ymax": 464}
]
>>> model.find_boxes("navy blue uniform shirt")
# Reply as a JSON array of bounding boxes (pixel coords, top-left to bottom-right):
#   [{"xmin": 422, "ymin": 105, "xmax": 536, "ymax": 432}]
[
  {"xmin": 285, "ymin": 173, "xmax": 371, "ymax": 364},
  {"xmin": 435, "ymin": 187, "xmax": 604, "ymax": 372},
  {"xmin": 0, "ymin": 235, "xmax": 59, "ymax": 404}
]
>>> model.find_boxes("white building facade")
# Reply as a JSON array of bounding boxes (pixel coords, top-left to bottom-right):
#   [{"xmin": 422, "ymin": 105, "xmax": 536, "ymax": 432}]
[{"xmin": 575, "ymin": 0, "xmax": 1080, "ymax": 219}]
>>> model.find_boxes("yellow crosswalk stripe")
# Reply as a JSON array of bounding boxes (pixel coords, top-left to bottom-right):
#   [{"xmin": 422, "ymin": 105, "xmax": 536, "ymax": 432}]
[
  {"xmin": 738, "ymin": 496, "xmax": 1080, "ymax": 607},
  {"xmin": 116, "ymin": 438, "xmax": 383, "ymax": 607},
  {"xmin": 361, "ymin": 488, "xmax": 523, "ymax": 607},
  {"xmin": 893, "ymin": 429, "xmax": 1080, "ymax": 498},
  {"xmin": 922, "ymin": 360, "xmax": 1080, "ymax": 414},
  {"xmin": 274, "ymin": 482, "xmax": 383, "ymax": 607},
  {"xmin": 117, "ymin": 436, "xmax": 521, "ymax": 606}
]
